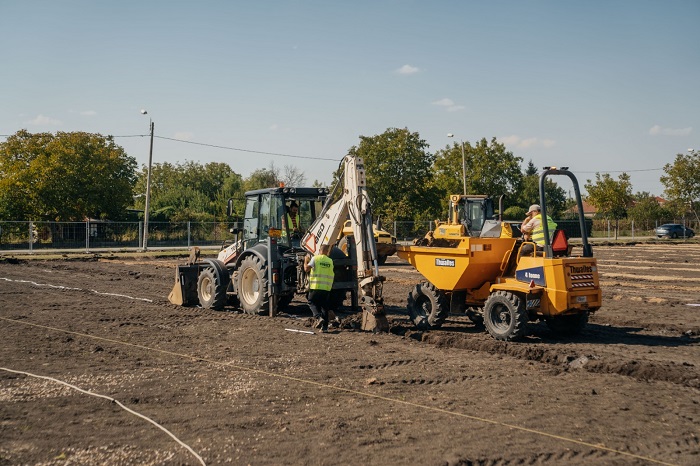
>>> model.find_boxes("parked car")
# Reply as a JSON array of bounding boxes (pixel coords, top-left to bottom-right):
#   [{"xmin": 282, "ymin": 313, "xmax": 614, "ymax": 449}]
[{"xmin": 655, "ymin": 224, "xmax": 695, "ymax": 239}]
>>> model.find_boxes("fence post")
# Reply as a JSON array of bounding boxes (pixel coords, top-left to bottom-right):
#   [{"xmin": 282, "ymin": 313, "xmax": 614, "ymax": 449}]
[
  {"xmin": 138, "ymin": 222, "xmax": 143, "ymax": 249},
  {"xmin": 631, "ymin": 220, "xmax": 634, "ymax": 239},
  {"xmin": 187, "ymin": 221, "xmax": 191, "ymax": 248},
  {"xmin": 393, "ymin": 221, "xmax": 397, "ymax": 239},
  {"xmin": 28, "ymin": 221, "xmax": 33, "ymax": 253}
]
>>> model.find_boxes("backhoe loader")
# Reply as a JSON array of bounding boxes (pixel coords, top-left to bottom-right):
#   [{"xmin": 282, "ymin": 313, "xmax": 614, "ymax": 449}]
[{"xmin": 168, "ymin": 154, "xmax": 388, "ymax": 332}]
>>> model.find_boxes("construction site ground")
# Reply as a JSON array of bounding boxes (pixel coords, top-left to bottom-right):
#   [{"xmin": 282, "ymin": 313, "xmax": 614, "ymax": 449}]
[{"xmin": 1, "ymin": 242, "xmax": 698, "ymax": 465}]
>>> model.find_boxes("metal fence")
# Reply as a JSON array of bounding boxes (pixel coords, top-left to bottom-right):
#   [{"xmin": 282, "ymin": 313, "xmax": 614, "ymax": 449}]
[
  {"xmin": 1, "ymin": 218, "xmax": 696, "ymax": 252},
  {"xmin": 0, "ymin": 221, "xmax": 231, "ymax": 251}
]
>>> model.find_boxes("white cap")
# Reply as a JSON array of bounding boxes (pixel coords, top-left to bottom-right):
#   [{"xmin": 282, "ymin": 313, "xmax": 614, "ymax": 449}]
[{"xmin": 527, "ymin": 204, "xmax": 541, "ymax": 214}]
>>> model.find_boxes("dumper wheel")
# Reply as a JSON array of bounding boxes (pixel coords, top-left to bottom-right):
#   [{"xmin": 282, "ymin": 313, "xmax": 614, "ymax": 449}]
[
  {"xmin": 238, "ymin": 255, "xmax": 270, "ymax": 315},
  {"xmin": 466, "ymin": 306, "xmax": 484, "ymax": 326},
  {"xmin": 407, "ymin": 282, "xmax": 449, "ymax": 329},
  {"xmin": 483, "ymin": 291, "xmax": 528, "ymax": 341},
  {"xmin": 546, "ymin": 312, "xmax": 588, "ymax": 337},
  {"xmin": 197, "ymin": 267, "xmax": 228, "ymax": 310}
]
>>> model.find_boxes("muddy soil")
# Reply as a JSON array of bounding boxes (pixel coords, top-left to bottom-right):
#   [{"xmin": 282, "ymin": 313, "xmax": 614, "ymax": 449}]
[{"xmin": 1, "ymin": 243, "xmax": 698, "ymax": 465}]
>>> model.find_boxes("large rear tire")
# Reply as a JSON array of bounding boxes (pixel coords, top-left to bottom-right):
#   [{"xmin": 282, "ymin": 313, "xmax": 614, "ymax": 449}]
[
  {"xmin": 483, "ymin": 291, "xmax": 528, "ymax": 341},
  {"xmin": 197, "ymin": 267, "xmax": 228, "ymax": 310},
  {"xmin": 546, "ymin": 312, "xmax": 588, "ymax": 336},
  {"xmin": 237, "ymin": 255, "xmax": 269, "ymax": 315},
  {"xmin": 407, "ymin": 282, "xmax": 449, "ymax": 329}
]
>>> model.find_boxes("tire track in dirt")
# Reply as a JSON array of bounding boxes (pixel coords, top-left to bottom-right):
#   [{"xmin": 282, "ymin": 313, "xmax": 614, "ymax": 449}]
[{"xmin": 407, "ymin": 328, "xmax": 700, "ymax": 389}]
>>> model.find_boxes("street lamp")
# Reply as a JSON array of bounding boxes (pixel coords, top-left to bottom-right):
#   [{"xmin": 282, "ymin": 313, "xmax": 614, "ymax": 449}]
[
  {"xmin": 447, "ymin": 133, "xmax": 467, "ymax": 195},
  {"xmin": 140, "ymin": 109, "xmax": 154, "ymax": 251}
]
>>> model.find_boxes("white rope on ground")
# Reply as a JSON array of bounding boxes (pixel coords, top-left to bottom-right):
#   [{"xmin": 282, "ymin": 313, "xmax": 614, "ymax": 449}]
[
  {"xmin": 0, "ymin": 317, "xmax": 678, "ymax": 466},
  {"xmin": 0, "ymin": 277, "xmax": 153, "ymax": 302},
  {"xmin": 0, "ymin": 367, "xmax": 206, "ymax": 466}
]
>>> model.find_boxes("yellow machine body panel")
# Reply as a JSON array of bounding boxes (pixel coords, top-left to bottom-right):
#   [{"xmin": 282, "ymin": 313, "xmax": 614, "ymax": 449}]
[
  {"xmin": 396, "ymin": 237, "xmax": 516, "ymax": 290},
  {"xmin": 494, "ymin": 255, "xmax": 602, "ymax": 316}
]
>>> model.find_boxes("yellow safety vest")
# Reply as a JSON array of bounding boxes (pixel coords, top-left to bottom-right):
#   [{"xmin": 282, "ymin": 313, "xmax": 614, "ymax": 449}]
[
  {"xmin": 287, "ymin": 212, "xmax": 299, "ymax": 231},
  {"xmin": 531, "ymin": 214, "xmax": 558, "ymax": 246},
  {"xmin": 309, "ymin": 255, "xmax": 334, "ymax": 291}
]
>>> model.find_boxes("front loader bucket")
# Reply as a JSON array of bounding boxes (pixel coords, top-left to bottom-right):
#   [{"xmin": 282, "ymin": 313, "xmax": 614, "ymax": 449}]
[{"xmin": 168, "ymin": 265, "xmax": 200, "ymax": 306}]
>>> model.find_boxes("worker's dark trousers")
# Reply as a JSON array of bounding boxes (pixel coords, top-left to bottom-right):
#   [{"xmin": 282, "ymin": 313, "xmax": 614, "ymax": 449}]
[{"xmin": 308, "ymin": 289, "xmax": 330, "ymax": 321}]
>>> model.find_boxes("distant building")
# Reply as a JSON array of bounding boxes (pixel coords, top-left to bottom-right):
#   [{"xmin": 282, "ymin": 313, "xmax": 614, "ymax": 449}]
[{"xmin": 568, "ymin": 200, "xmax": 598, "ymax": 218}]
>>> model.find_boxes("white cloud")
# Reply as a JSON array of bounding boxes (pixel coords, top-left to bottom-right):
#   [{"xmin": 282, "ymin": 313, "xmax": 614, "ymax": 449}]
[
  {"xmin": 174, "ymin": 131, "xmax": 194, "ymax": 141},
  {"xmin": 396, "ymin": 64, "xmax": 419, "ymax": 75},
  {"xmin": 649, "ymin": 125, "xmax": 692, "ymax": 136},
  {"xmin": 80, "ymin": 110, "xmax": 97, "ymax": 116},
  {"xmin": 269, "ymin": 124, "xmax": 279, "ymax": 131},
  {"xmin": 432, "ymin": 98, "xmax": 465, "ymax": 112},
  {"xmin": 432, "ymin": 98, "xmax": 454, "ymax": 107},
  {"xmin": 25, "ymin": 114, "xmax": 61, "ymax": 126},
  {"xmin": 499, "ymin": 135, "xmax": 556, "ymax": 149}
]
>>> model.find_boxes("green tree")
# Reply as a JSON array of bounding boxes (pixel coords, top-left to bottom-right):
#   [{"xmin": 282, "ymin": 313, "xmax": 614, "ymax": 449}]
[
  {"xmin": 0, "ymin": 130, "xmax": 136, "ymax": 221},
  {"xmin": 433, "ymin": 137, "xmax": 523, "ymax": 215},
  {"xmin": 510, "ymin": 160, "xmax": 568, "ymax": 220},
  {"xmin": 627, "ymin": 192, "xmax": 668, "ymax": 231},
  {"xmin": 585, "ymin": 172, "xmax": 633, "ymax": 239},
  {"xmin": 133, "ymin": 161, "xmax": 243, "ymax": 222},
  {"xmin": 243, "ymin": 164, "xmax": 279, "ymax": 192},
  {"xmin": 348, "ymin": 128, "xmax": 441, "ymax": 222},
  {"xmin": 660, "ymin": 150, "xmax": 700, "ymax": 223}
]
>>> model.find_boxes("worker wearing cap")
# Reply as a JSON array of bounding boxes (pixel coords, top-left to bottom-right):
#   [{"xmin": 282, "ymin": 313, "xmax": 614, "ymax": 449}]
[{"xmin": 520, "ymin": 204, "xmax": 557, "ymax": 255}]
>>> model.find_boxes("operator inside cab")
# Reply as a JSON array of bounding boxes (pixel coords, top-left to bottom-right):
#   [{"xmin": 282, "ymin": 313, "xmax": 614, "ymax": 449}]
[{"xmin": 283, "ymin": 200, "xmax": 302, "ymax": 247}]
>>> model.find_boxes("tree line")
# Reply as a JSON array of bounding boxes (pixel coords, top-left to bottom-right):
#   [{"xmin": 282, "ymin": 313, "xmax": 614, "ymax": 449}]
[{"xmin": 1, "ymin": 129, "xmax": 698, "ymax": 230}]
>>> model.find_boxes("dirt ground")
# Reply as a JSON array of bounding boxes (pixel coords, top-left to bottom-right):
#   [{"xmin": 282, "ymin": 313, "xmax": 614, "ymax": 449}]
[{"xmin": 0, "ymin": 242, "xmax": 699, "ymax": 465}]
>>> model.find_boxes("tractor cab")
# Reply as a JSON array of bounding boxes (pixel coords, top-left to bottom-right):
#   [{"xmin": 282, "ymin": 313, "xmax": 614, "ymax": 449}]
[{"xmin": 229, "ymin": 187, "xmax": 329, "ymax": 250}]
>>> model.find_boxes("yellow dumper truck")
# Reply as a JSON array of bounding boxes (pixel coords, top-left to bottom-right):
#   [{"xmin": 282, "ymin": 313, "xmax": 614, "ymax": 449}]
[{"xmin": 397, "ymin": 167, "xmax": 601, "ymax": 341}]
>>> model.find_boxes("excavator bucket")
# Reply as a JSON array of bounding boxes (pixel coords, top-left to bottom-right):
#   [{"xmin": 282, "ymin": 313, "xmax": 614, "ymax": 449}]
[
  {"xmin": 168, "ymin": 264, "xmax": 200, "ymax": 306},
  {"xmin": 168, "ymin": 275, "xmax": 184, "ymax": 305}
]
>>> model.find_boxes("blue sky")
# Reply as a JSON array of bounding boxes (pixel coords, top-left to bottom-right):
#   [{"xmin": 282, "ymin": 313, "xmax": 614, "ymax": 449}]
[{"xmin": 2, "ymin": 0, "xmax": 698, "ymax": 196}]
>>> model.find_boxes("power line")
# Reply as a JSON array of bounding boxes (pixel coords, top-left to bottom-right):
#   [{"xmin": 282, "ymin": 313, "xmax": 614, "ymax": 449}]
[
  {"xmin": 578, "ymin": 167, "xmax": 664, "ymax": 174},
  {"xmin": 118, "ymin": 134, "xmax": 339, "ymax": 162},
  {"xmin": 0, "ymin": 133, "xmax": 675, "ymax": 172}
]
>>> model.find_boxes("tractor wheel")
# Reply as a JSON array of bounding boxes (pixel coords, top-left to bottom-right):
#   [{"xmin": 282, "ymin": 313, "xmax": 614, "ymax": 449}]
[
  {"xmin": 377, "ymin": 255, "xmax": 388, "ymax": 265},
  {"xmin": 546, "ymin": 312, "xmax": 589, "ymax": 336},
  {"xmin": 237, "ymin": 255, "xmax": 270, "ymax": 315},
  {"xmin": 483, "ymin": 291, "xmax": 528, "ymax": 341},
  {"xmin": 197, "ymin": 267, "xmax": 228, "ymax": 310},
  {"xmin": 407, "ymin": 282, "xmax": 449, "ymax": 329}
]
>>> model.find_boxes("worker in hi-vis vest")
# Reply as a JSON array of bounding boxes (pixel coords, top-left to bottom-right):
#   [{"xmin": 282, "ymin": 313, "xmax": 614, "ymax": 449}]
[
  {"xmin": 283, "ymin": 201, "xmax": 301, "ymax": 247},
  {"xmin": 520, "ymin": 204, "xmax": 557, "ymax": 255},
  {"xmin": 304, "ymin": 244, "xmax": 334, "ymax": 333}
]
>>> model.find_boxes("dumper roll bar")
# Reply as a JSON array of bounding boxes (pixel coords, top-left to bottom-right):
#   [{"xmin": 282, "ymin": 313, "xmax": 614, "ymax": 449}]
[{"xmin": 539, "ymin": 168, "xmax": 593, "ymax": 258}]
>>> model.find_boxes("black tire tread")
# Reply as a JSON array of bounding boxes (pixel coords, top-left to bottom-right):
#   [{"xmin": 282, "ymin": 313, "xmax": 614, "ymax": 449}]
[
  {"xmin": 407, "ymin": 282, "xmax": 449, "ymax": 329},
  {"xmin": 483, "ymin": 290, "xmax": 528, "ymax": 341},
  {"xmin": 237, "ymin": 255, "xmax": 270, "ymax": 315}
]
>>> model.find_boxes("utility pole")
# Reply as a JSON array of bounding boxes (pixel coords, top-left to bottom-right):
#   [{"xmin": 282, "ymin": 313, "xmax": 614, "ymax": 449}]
[
  {"xmin": 447, "ymin": 133, "xmax": 467, "ymax": 195},
  {"xmin": 141, "ymin": 110, "xmax": 154, "ymax": 251}
]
